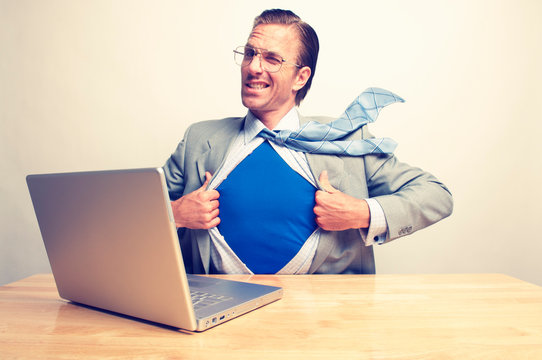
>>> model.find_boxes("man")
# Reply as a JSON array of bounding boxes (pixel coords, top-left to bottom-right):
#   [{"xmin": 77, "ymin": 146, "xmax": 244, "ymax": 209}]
[{"xmin": 163, "ymin": 9, "xmax": 453, "ymax": 274}]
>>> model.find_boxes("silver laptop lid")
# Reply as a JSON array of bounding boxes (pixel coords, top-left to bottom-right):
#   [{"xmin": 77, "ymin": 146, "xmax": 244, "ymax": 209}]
[{"xmin": 26, "ymin": 168, "xmax": 198, "ymax": 330}]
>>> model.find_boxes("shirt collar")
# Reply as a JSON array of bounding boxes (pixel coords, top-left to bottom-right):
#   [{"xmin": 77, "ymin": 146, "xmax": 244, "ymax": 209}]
[{"xmin": 243, "ymin": 107, "xmax": 300, "ymax": 144}]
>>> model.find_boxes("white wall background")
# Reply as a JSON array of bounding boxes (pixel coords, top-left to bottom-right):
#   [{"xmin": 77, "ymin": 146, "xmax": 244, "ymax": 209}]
[{"xmin": 2, "ymin": 0, "xmax": 541, "ymax": 286}]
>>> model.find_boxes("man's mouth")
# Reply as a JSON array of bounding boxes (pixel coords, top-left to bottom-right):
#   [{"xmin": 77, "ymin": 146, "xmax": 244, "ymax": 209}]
[{"xmin": 246, "ymin": 82, "xmax": 269, "ymax": 90}]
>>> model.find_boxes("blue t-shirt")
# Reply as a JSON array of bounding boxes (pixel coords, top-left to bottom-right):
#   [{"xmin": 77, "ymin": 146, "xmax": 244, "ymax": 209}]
[{"xmin": 216, "ymin": 141, "xmax": 317, "ymax": 273}]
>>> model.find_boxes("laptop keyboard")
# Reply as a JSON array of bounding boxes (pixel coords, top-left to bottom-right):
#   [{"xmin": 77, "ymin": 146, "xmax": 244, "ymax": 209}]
[{"xmin": 191, "ymin": 290, "xmax": 233, "ymax": 310}]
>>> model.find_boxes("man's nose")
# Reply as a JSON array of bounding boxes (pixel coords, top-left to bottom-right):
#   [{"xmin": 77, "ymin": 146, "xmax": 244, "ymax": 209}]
[{"xmin": 247, "ymin": 54, "xmax": 264, "ymax": 73}]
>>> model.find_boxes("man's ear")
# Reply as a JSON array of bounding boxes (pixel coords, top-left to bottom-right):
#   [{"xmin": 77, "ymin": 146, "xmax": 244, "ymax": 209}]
[{"xmin": 292, "ymin": 66, "xmax": 312, "ymax": 91}]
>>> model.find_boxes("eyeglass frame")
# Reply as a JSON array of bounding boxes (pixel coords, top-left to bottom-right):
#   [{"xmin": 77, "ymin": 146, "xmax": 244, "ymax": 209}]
[{"xmin": 233, "ymin": 45, "xmax": 303, "ymax": 73}]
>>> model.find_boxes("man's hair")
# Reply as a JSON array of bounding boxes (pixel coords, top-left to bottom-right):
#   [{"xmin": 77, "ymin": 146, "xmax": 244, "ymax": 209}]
[{"xmin": 252, "ymin": 9, "xmax": 319, "ymax": 106}]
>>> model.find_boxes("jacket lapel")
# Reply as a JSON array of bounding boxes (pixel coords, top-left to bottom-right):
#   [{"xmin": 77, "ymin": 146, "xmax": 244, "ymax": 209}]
[
  {"xmin": 299, "ymin": 114, "xmax": 347, "ymax": 272},
  {"xmin": 194, "ymin": 117, "xmax": 245, "ymax": 183},
  {"xmin": 193, "ymin": 117, "xmax": 244, "ymax": 273},
  {"xmin": 299, "ymin": 114, "xmax": 346, "ymax": 191}
]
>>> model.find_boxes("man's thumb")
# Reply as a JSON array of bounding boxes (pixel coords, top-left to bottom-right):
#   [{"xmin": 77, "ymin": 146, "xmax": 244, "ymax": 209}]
[
  {"xmin": 318, "ymin": 170, "xmax": 337, "ymax": 193},
  {"xmin": 200, "ymin": 171, "xmax": 213, "ymax": 190}
]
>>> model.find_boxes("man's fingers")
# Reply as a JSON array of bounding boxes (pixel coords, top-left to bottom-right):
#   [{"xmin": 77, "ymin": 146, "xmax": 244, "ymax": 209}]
[
  {"xmin": 198, "ymin": 189, "xmax": 220, "ymax": 202},
  {"xmin": 206, "ymin": 199, "xmax": 220, "ymax": 212},
  {"xmin": 207, "ymin": 216, "xmax": 221, "ymax": 228},
  {"xmin": 170, "ymin": 171, "xmax": 220, "ymax": 229}
]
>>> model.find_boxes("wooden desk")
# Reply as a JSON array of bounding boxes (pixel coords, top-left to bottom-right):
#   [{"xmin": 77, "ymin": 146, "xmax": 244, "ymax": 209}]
[{"xmin": 1, "ymin": 274, "xmax": 542, "ymax": 359}]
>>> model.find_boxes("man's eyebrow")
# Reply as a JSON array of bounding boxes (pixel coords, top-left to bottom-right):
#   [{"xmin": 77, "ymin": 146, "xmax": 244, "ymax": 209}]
[
  {"xmin": 245, "ymin": 43, "xmax": 261, "ymax": 50},
  {"xmin": 247, "ymin": 45, "xmax": 281, "ymax": 55},
  {"xmin": 244, "ymin": 43, "xmax": 282, "ymax": 58}
]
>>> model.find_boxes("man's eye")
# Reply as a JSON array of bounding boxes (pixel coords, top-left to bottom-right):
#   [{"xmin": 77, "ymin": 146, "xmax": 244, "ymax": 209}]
[
  {"xmin": 244, "ymin": 49, "xmax": 256, "ymax": 57},
  {"xmin": 264, "ymin": 54, "xmax": 282, "ymax": 65}
]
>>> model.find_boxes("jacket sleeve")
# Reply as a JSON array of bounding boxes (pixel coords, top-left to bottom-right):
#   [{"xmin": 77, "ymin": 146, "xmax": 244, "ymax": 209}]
[
  {"xmin": 162, "ymin": 125, "xmax": 193, "ymax": 201},
  {"xmin": 362, "ymin": 130, "xmax": 454, "ymax": 242}
]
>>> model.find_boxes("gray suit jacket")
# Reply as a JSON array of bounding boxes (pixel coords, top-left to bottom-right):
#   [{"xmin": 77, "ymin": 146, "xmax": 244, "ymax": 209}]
[{"xmin": 163, "ymin": 115, "xmax": 453, "ymax": 274}]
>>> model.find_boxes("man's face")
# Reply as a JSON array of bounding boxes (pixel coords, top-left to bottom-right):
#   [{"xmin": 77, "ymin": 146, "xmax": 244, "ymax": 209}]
[{"xmin": 241, "ymin": 24, "xmax": 307, "ymax": 124}]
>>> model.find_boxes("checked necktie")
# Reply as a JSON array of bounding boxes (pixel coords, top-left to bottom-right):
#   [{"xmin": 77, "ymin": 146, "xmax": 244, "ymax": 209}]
[{"xmin": 259, "ymin": 87, "xmax": 404, "ymax": 156}]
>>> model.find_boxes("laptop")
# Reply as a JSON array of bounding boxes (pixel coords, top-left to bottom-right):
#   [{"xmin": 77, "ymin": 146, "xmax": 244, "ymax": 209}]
[{"xmin": 26, "ymin": 168, "xmax": 282, "ymax": 331}]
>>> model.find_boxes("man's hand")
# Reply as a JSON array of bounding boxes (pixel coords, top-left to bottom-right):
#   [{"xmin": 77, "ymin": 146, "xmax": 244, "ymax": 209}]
[
  {"xmin": 170, "ymin": 172, "xmax": 220, "ymax": 229},
  {"xmin": 314, "ymin": 170, "xmax": 370, "ymax": 231}
]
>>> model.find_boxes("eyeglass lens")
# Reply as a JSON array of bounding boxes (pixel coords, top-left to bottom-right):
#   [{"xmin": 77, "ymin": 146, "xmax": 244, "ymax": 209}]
[{"xmin": 234, "ymin": 46, "xmax": 283, "ymax": 72}]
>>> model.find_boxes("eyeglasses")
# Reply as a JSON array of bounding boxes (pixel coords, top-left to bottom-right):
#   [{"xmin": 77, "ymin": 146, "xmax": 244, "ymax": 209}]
[{"xmin": 233, "ymin": 46, "xmax": 302, "ymax": 73}]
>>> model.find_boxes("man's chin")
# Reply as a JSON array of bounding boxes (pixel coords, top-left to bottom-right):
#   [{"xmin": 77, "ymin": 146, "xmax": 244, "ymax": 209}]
[{"xmin": 241, "ymin": 96, "xmax": 267, "ymax": 112}]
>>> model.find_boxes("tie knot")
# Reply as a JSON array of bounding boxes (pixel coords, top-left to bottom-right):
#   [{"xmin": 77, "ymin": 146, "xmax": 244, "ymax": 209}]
[
  {"xmin": 274, "ymin": 131, "xmax": 290, "ymax": 145},
  {"xmin": 258, "ymin": 128, "xmax": 275, "ymax": 138},
  {"xmin": 259, "ymin": 128, "xmax": 288, "ymax": 145}
]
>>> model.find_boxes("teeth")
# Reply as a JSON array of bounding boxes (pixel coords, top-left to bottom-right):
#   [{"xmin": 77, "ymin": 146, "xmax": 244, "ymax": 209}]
[{"xmin": 248, "ymin": 83, "xmax": 268, "ymax": 89}]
